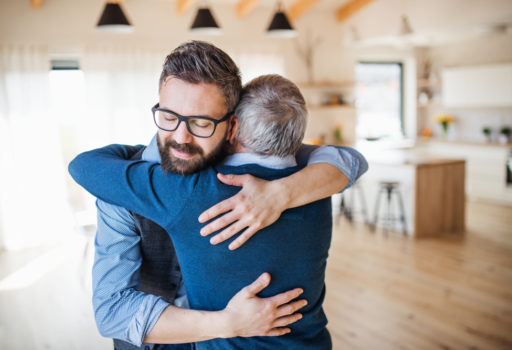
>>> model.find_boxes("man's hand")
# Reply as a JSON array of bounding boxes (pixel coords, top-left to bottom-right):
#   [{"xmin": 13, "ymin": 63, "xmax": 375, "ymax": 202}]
[
  {"xmin": 221, "ymin": 273, "xmax": 307, "ymax": 338},
  {"xmin": 145, "ymin": 273, "xmax": 307, "ymax": 344},
  {"xmin": 198, "ymin": 173, "xmax": 290, "ymax": 250}
]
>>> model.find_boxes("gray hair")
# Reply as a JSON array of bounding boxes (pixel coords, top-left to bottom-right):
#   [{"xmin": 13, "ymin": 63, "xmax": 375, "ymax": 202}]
[
  {"xmin": 234, "ymin": 74, "xmax": 307, "ymax": 157},
  {"xmin": 159, "ymin": 41, "xmax": 242, "ymax": 113}
]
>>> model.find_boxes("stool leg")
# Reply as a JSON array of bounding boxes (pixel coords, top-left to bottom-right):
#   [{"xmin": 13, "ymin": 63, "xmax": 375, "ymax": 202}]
[
  {"xmin": 339, "ymin": 194, "xmax": 345, "ymax": 214},
  {"xmin": 372, "ymin": 189, "xmax": 384, "ymax": 231},
  {"xmin": 346, "ymin": 188, "xmax": 354, "ymax": 221},
  {"xmin": 336, "ymin": 194, "xmax": 346, "ymax": 225},
  {"xmin": 384, "ymin": 187, "xmax": 394, "ymax": 234},
  {"xmin": 396, "ymin": 189, "xmax": 408, "ymax": 235},
  {"xmin": 357, "ymin": 186, "xmax": 369, "ymax": 225}
]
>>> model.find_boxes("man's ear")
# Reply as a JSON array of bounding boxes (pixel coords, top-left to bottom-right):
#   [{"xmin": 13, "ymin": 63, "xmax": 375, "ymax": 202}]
[{"xmin": 226, "ymin": 116, "xmax": 239, "ymax": 144}]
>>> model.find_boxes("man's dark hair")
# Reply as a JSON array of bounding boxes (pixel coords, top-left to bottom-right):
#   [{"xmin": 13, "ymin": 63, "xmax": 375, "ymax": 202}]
[{"xmin": 159, "ymin": 41, "xmax": 242, "ymax": 113}]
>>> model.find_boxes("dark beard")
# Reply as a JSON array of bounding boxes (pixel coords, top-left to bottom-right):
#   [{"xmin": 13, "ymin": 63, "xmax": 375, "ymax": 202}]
[{"xmin": 157, "ymin": 137, "xmax": 229, "ymax": 175}]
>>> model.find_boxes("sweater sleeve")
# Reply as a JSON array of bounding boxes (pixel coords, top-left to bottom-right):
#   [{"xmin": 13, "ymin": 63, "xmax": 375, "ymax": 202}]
[{"xmin": 68, "ymin": 144, "xmax": 198, "ymax": 228}]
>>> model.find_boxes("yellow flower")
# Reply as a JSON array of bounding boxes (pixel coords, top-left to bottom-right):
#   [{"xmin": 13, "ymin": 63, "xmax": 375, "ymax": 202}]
[
  {"xmin": 435, "ymin": 114, "xmax": 454, "ymax": 124},
  {"xmin": 332, "ymin": 123, "xmax": 343, "ymax": 131}
]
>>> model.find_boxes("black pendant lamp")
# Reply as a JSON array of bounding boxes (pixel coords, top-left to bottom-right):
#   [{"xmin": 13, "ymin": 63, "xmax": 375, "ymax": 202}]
[
  {"xmin": 96, "ymin": 1, "xmax": 134, "ymax": 33},
  {"xmin": 190, "ymin": 7, "xmax": 221, "ymax": 35},
  {"xmin": 267, "ymin": 2, "xmax": 296, "ymax": 38}
]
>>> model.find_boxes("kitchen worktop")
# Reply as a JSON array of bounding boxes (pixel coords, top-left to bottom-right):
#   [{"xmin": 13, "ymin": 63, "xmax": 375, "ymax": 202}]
[
  {"xmin": 363, "ymin": 149, "xmax": 465, "ymax": 167},
  {"xmin": 355, "ymin": 140, "xmax": 465, "ymax": 166},
  {"xmin": 417, "ymin": 137, "xmax": 512, "ymax": 149}
]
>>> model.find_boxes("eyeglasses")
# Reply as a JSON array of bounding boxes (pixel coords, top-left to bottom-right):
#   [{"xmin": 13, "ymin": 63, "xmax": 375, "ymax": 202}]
[{"xmin": 152, "ymin": 103, "xmax": 233, "ymax": 138}]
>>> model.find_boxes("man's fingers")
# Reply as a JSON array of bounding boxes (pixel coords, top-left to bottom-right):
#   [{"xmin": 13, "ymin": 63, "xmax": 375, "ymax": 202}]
[
  {"xmin": 242, "ymin": 272, "xmax": 271, "ymax": 296},
  {"xmin": 217, "ymin": 173, "xmax": 252, "ymax": 187},
  {"xmin": 275, "ymin": 299, "xmax": 308, "ymax": 318},
  {"xmin": 267, "ymin": 288, "xmax": 303, "ymax": 307},
  {"xmin": 210, "ymin": 221, "xmax": 248, "ymax": 245},
  {"xmin": 198, "ymin": 197, "xmax": 235, "ymax": 223},
  {"xmin": 265, "ymin": 328, "xmax": 291, "ymax": 337},
  {"xmin": 272, "ymin": 313, "xmax": 303, "ymax": 328},
  {"xmin": 201, "ymin": 211, "xmax": 239, "ymax": 237},
  {"xmin": 228, "ymin": 226, "xmax": 259, "ymax": 250}
]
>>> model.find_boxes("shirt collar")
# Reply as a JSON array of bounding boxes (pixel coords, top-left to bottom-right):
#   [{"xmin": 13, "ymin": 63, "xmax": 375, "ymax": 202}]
[
  {"xmin": 142, "ymin": 134, "xmax": 161, "ymax": 162},
  {"xmin": 223, "ymin": 152, "xmax": 297, "ymax": 169}
]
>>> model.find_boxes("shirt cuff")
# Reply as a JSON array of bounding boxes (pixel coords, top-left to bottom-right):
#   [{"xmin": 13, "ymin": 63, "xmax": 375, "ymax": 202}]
[
  {"xmin": 307, "ymin": 146, "xmax": 358, "ymax": 190},
  {"xmin": 125, "ymin": 296, "xmax": 171, "ymax": 346}
]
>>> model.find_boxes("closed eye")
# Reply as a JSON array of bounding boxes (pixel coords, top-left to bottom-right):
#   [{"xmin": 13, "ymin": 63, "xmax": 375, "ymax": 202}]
[{"xmin": 190, "ymin": 119, "xmax": 212, "ymax": 128}]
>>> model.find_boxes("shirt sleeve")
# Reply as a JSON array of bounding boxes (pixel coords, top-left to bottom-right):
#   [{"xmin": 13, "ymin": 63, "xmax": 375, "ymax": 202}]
[
  {"xmin": 93, "ymin": 199, "xmax": 170, "ymax": 346},
  {"xmin": 295, "ymin": 144, "xmax": 369, "ymax": 191}
]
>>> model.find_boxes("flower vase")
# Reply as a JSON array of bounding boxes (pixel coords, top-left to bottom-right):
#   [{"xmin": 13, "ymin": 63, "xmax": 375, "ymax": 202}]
[
  {"xmin": 334, "ymin": 129, "xmax": 343, "ymax": 144},
  {"xmin": 441, "ymin": 121, "xmax": 449, "ymax": 139}
]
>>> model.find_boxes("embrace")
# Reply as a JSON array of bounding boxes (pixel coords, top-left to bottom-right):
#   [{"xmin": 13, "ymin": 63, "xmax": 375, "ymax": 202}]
[{"xmin": 69, "ymin": 41, "xmax": 367, "ymax": 350}]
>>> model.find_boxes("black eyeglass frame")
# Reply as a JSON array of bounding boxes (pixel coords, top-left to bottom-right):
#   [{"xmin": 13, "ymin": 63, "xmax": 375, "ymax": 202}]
[{"xmin": 151, "ymin": 103, "xmax": 233, "ymax": 138}]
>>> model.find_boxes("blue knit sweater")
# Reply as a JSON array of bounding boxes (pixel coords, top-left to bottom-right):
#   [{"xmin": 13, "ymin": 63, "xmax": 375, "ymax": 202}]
[{"xmin": 69, "ymin": 144, "xmax": 333, "ymax": 349}]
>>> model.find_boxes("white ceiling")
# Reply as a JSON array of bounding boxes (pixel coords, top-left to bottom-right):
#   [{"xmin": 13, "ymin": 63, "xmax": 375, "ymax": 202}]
[{"xmin": 152, "ymin": 1, "xmax": 353, "ymax": 10}]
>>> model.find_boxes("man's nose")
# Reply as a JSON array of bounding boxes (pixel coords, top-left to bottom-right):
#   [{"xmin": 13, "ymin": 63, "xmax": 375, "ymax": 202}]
[{"xmin": 172, "ymin": 121, "xmax": 194, "ymax": 144}]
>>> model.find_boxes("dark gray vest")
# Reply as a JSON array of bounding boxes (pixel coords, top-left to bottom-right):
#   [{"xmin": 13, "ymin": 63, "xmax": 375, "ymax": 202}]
[
  {"xmin": 132, "ymin": 211, "xmax": 182, "ymax": 302},
  {"xmin": 113, "ymin": 147, "xmax": 184, "ymax": 350}
]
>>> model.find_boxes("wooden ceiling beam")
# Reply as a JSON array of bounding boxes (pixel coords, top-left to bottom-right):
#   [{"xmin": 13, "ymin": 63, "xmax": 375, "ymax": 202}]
[
  {"xmin": 337, "ymin": 0, "xmax": 374, "ymax": 23},
  {"xmin": 177, "ymin": 0, "xmax": 195, "ymax": 15},
  {"xmin": 30, "ymin": 0, "xmax": 43, "ymax": 8},
  {"xmin": 287, "ymin": 0, "xmax": 320, "ymax": 21},
  {"xmin": 236, "ymin": 0, "xmax": 260, "ymax": 18}
]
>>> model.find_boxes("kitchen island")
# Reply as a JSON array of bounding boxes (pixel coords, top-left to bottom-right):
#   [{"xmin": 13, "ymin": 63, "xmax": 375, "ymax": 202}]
[{"xmin": 355, "ymin": 146, "xmax": 466, "ymax": 237}]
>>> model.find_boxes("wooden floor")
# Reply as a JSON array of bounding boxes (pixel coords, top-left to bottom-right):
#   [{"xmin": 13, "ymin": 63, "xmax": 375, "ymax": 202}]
[
  {"xmin": 325, "ymin": 200, "xmax": 512, "ymax": 350},
  {"xmin": 0, "ymin": 200, "xmax": 510, "ymax": 349}
]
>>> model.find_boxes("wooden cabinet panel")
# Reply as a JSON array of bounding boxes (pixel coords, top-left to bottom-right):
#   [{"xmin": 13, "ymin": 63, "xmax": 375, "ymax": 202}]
[{"xmin": 415, "ymin": 162, "xmax": 465, "ymax": 237}]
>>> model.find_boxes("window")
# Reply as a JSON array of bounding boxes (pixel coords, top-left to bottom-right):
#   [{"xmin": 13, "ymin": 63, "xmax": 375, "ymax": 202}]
[
  {"xmin": 49, "ymin": 59, "xmax": 85, "ymax": 128},
  {"xmin": 355, "ymin": 62, "xmax": 403, "ymax": 140},
  {"xmin": 49, "ymin": 60, "xmax": 91, "ymax": 213}
]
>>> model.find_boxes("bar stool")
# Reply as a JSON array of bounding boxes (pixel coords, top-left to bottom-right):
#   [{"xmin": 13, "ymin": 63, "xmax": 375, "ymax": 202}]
[
  {"xmin": 338, "ymin": 182, "xmax": 369, "ymax": 224},
  {"xmin": 372, "ymin": 181, "xmax": 407, "ymax": 235}
]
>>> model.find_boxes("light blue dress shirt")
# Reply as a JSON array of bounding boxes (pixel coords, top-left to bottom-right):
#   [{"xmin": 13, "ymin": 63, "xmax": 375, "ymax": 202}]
[{"xmin": 92, "ymin": 135, "xmax": 367, "ymax": 346}]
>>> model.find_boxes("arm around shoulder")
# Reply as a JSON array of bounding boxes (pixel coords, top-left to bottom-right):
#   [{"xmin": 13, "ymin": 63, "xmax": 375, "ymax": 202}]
[{"xmin": 279, "ymin": 144, "xmax": 368, "ymax": 208}]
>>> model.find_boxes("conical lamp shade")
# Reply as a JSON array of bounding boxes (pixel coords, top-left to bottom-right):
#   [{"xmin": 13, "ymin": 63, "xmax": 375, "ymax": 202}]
[
  {"xmin": 190, "ymin": 7, "xmax": 221, "ymax": 35},
  {"xmin": 96, "ymin": 3, "xmax": 134, "ymax": 33},
  {"xmin": 267, "ymin": 11, "xmax": 296, "ymax": 38}
]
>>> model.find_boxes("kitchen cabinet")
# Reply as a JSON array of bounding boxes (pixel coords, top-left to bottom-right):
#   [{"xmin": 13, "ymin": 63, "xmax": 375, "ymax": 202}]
[{"xmin": 442, "ymin": 64, "xmax": 512, "ymax": 108}]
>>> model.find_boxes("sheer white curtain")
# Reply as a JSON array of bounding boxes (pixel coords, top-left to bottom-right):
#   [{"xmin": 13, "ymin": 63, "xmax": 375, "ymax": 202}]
[
  {"xmin": 59, "ymin": 47, "xmax": 164, "ymax": 221},
  {"xmin": 80, "ymin": 47, "xmax": 163, "ymax": 150},
  {"xmin": 0, "ymin": 45, "xmax": 73, "ymax": 250}
]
